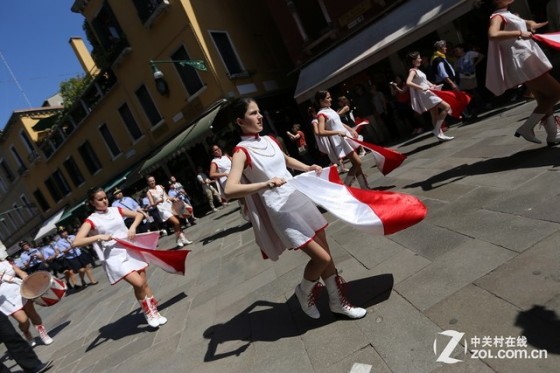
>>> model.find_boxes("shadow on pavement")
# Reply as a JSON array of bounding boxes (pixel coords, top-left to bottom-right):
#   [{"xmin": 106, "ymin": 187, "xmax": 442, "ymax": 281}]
[
  {"xmin": 213, "ymin": 207, "xmax": 242, "ymax": 220},
  {"xmin": 202, "ymin": 274, "xmax": 394, "ymax": 362},
  {"xmin": 404, "ymin": 147, "xmax": 560, "ymax": 191},
  {"xmin": 515, "ymin": 305, "xmax": 560, "ymax": 355},
  {"xmin": 201, "ymin": 223, "xmax": 252, "ymax": 246},
  {"xmin": 48, "ymin": 320, "xmax": 71, "ymax": 338},
  {"xmin": 85, "ymin": 292, "xmax": 188, "ymax": 352}
]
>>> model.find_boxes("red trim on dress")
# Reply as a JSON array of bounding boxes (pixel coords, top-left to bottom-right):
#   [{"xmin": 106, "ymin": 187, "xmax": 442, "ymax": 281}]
[
  {"xmin": 490, "ymin": 14, "xmax": 507, "ymax": 24},
  {"xmin": 267, "ymin": 135, "xmax": 281, "ymax": 148},
  {"xmin": 293, "ymin": 223, "xmax": 329, "ymax": 250},
  {"xmin": 233, "ymin": 146, "xmax": 252, "ymax": 168},
  {"xmin": 316, "ymin": 113, "xmax": 328, "ymax": 120},
  {"xmin": 84, "ymin": 219, "xmax": 95, "ymax": 229},
  {"xmin": 117, "ymin": 207, "xmax": 124, "ymax": 216}
]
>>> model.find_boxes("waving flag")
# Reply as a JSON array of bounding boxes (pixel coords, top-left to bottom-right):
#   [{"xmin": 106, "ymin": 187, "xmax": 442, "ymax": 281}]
[
  {"xmin": 288, "ymin": 166, "xmax": 427, "ymax": 235},
  {"xmin": 532, "ymin": 32, "xmax": 560, "ymax": 50},
  {"xmin": 114, "ymin": 232, "xmax": 189, "ymax": 275},
  {"xmin": 347, "ymin": 137, "xmax": 406, "ymax": 176},
  {"xmin": 429, "ymin": 90, "xmax": 471, "ymax": 118}
]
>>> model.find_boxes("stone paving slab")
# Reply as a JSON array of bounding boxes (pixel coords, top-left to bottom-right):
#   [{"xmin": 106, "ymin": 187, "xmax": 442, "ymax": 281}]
[{"xmin": 3, "ymin": 101, "xmax": 560, "ymax": 373}]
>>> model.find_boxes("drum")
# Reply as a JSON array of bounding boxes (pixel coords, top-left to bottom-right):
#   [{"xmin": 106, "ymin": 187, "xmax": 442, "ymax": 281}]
[{"xmin": 20, "ymin": 271, "xmax": 67, "ymax": 307}]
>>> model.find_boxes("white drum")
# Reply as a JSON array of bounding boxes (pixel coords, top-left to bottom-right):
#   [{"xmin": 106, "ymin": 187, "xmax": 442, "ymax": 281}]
[{"xmin": 20, "ymin": 271, "xmax": 67, "ymax": 307}]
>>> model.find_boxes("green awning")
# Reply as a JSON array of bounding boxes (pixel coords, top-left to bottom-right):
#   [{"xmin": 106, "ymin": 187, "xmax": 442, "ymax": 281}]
[
  {"xmin": 102, "ymin": 169, "xmax": 132, "ymax": 194},
  {"xmin": 59, "ymin": 202, "xmax": 86, "ymax": 222},
  {"xmin": 140, "ymin": 103, "xmax": 224, "ymax": 174}
]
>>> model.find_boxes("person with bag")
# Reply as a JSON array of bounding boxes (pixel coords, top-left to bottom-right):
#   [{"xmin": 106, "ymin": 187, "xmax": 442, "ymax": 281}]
[{"xmin": 146, "ymin": 176, "xmax": 193, "ymax": 248}]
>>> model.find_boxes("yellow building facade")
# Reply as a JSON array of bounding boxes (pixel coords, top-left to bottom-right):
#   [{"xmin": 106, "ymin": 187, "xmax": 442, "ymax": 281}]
[{"xmin": 0, "ymin": 0, "xmax": 294, "ymax": 250}]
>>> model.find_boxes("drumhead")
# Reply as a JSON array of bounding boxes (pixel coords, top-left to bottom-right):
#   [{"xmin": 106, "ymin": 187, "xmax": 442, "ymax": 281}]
[{"xmin": 20, "ymin": 271, "xmax": 52, "ymax": 300}]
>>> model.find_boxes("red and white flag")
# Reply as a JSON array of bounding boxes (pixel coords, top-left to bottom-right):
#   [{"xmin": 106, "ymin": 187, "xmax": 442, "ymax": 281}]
[
  {"xmin": 114, "ymin": 232, "xmax": 189, "ymax": 275},
  {"xmin": 288, "ymin": 166, "xmax": 427, "ymax": 235},
  {"xmin": 346, "ymin": 137, "xmax": 406, "ymax": 176},
  {"xmin": 532, "ymin": 32, "xmax": 560, "ymax": 50},
  {"xmin": 429, "ymin": 90, "xmax": 471, "ymax": 119}
]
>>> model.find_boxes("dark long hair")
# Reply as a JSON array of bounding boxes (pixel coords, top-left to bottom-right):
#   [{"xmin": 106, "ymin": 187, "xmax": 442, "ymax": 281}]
[
  {"xmin": 230, "ymin": 97, "xmax": 255, "ymax": 123},
  {"xmin": 406, "ymin": 51, "xmax": 420, "ymax": 67},
  {"xmin": 313, "ymin": 90, "xmax": 329, "ymax": 110}
]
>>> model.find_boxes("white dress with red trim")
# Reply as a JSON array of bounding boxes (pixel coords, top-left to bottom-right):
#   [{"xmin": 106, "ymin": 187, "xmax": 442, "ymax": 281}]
[
  {"xmin": 311, "ymin": 118, "xmax": 332, "ymax": 156},
  {"xmin": 211, "ymin": 155, "xmax": 232, "ymax": 196},
  {"xmin": 486, "ymin": 9, "xmax": 552, "ymax": 96},
  {"xmin": 148, "ymin": 185, "xmax": 174, "ymax": 221},
  {"xmin": 0, "ymin": 260, "xmax": 26, "ymax": 315},
  {"xmin": 86, "ymin": 207, "xmax": 148, "ymax": 284},
  {"xmin": 409, "ymin": 68, "xmax": 443, "ymax": 114},
  {"xmin": 235, "ymin": 135, "xmax": 327, "ymax": 260},
  {"xmin": 317, "ymin": 108, "xmax": 359, "ymax": 163}
]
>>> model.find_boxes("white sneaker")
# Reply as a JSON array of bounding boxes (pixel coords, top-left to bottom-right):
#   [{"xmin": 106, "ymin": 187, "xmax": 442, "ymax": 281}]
[
  {"xmin": 176, "ymin": 238, "xmax": 184, "ymax": 248},
  {"xmin": 160, "ymin": 230, "xmax": 167, "ymax": 236},
  {"xmin": 36, "ymin": 325, "xmax": 53, "ymax": 345},
  {"xmin": 182, "ymin": 239, "xmax": 193, "ymax": 245}
]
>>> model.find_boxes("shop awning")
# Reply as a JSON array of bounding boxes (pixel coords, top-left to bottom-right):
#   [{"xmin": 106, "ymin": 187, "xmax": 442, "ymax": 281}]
[
  {"xmin": 294, "ymin": 0, "xmax": 473, "ymax": 103},
  {"xmin": 59, "ymin": 202, "xmax": 86, "ymax": 222},
  {"xmin": 103, "ymin": 169, "xmax": 132, "ymax": 194},
  {"xmin": 140, "ymin": 101, "xmax": 225, "ymax": 174},
  {"xmin": 33, "ymin": 208, "xmax": 65, "ymax": 241}
]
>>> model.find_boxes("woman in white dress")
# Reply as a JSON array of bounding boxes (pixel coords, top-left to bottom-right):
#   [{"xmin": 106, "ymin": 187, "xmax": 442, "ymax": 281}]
[
  {"xmin": 146, "ymin": 176, "xmax": 192, "ymax": 248},
  {"xmin": 72, "ymin": 187, "xmax": 167, "ymax": 328},
  {"xmin": 224, "ymin": 97, "xmax": 366, "ymax": 320},
  {"xmin": 406, "ymin": 51, "xmax": 454, "ymax": 142},
  {"xmin": 487, "ymin": 0, "xmax": 560, "ymax": 145},
  {"xmin": 209, "ymin": 144, "xmax": 232, "ymax": 198},
  {"xmin": 0, "ymin": 248, "xmax": 53, "ymax": 346},
  {"xmin": 314, "ymin": 90, "xmax": 370, "ymax": 188}
]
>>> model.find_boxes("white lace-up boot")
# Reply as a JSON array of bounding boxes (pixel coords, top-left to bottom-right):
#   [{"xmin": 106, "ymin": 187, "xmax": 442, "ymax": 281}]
[
  {"xmin": 543, "ymin": 115, "xmax": 560, "ymax": 146},
  {"xmin": 324, "ymin": 274, "xmax": 367, "ymax": 319},
  {"xmin": 515, "ymin": 113, "xmax": 544, "ymax": 144},
  {"xmin": 139, "ymin": 296, "xmax": 160, "ymax": 328},
  {"xmin": 148, "ymin": 296, "xmax": 168, "ymax": 326},
  {"xmin": 294, "ymin": 278, "xmax": 324, "ymax": 319}
]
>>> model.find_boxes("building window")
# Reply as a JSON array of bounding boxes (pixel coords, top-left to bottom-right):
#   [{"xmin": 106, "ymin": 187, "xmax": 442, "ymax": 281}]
[
  {"xmin": 20, "ymin": 195, "xmax": 35, "ymax": 218},
  {"xmin": 133, "ymin": 0, "xmax": 168, "ymax": 24},
  {"xmin": 135, "ymin": 85, "xmax": 162, "ymax": 126},
  {"xmin": 78, "ymin": 141, "xmax": 102, "ymax": 175},
  {"xmin": 209, "ymin": 31, "xmax": 245, "ymax": 77},
  {"xmin": 45, "ymin": 177, "xmax": 63, "ymax": 202},
  {"xmin": 118, "ymin": 103, "xmax": 143, "ymax": 140},
  {"xmin": 52, "ymin": 169, "xmax": 71, "ymax": 195},
  {"xmin": 33, "ymin": 189, "xmax": 50, "ymax": 212},
  {"xmin": 171, "ymin": 46, "xmax": 204, "ymax": 96},
  {"xmin": 12, "ymin": 203, "xmax": 24, "ymax": 225},
  {"xmin": 0, "ymin": 159, "xmax": 14, "ymax": 182},
  {"xmin": 0, "ymin": 176, "xmax": 6, "ymax": 193},
  {"xmin": 10, "ymin": 146, "xmax": 27, "ymax": 175},
  {"xmin": 99, "ymin": 123, "xmax": 121, "ymax": 158},
  {"xmin": 63, "ymin": 157, "xmax": 85, "ymax": 187},
  {"xmin": 20, "ymin": 130, "xmax": 34, "ymax": 153}
]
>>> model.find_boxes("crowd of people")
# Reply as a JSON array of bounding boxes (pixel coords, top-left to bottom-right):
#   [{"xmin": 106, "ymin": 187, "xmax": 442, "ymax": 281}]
[{"xmin": 2, "ymin": 1, "xmax": 560, "ymax": 370}]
